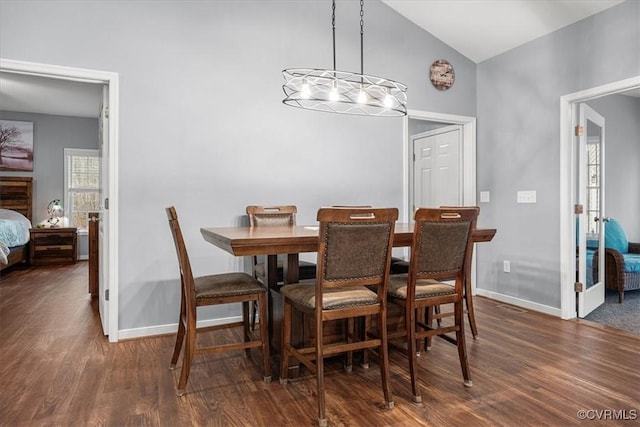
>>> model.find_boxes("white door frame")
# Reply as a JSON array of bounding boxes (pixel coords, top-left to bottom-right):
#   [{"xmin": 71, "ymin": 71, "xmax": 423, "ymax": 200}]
[
  {"xmin": 402, "ymin": 109, "xmax": 477, "ymax": 287},
  {"xmin": 559, "ymin": 75, "xmax": 640, "ymax": 319},
  {"xmin": 403, "ymin": 110, "xmax": 477, "ymax": 222},
  {"xmin": 0, "ymin": 58, "xmax": 120, "ymax": 341}
]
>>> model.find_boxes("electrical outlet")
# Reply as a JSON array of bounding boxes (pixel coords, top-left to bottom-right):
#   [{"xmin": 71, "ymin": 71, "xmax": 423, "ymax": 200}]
[{"xmin": 503, "ymin": 260, "xmax": 511, "ymax": 273}]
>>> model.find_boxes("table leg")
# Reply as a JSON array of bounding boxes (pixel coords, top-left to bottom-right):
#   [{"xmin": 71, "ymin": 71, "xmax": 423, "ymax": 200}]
[
  {"xmin": 263, "ymin": 255, "xmax": 278, "ymax": 355},
  {"xmin": 266, "ymin": 255, "xmax": 278, "ymax": 287},
  {"xmin": 283, "ymin": 253, "xmax": 299, "ymax": 284},
  {"xmin": 265, "ymin": 254, "xmax": 304, "ymax": 378}
]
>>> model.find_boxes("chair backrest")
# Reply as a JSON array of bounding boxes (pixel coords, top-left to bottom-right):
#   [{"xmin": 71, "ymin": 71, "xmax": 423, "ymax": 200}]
[
  {"xmin": 439, "ymin": 205, "xmax": 480, "ymax": 216},
  {"xmin": 410, "ymin": 207, "xmax": 478, "ymax": 282},
  {"xmin": 166, "ymin": 206, "xmax": 196, "ymax": 307},
  {"xmin": 247, "ymin": 205, "xmax": 297, "ymax": 227},
  {"xmin": 604, "ymin": 218, "xmax": 629, "ymax": 253},
  {"xmin": 316, "ymin": 207, "xmax": 398, "ymax": 296}
]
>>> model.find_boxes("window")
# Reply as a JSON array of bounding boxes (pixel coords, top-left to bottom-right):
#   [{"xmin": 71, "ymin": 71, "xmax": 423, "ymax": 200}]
[
  {"xmin": 64, "ymin": 148, "xmax": 100, "ymax": 232},
  {"xmin": 586, "ymin": 138, "xmax": 600, "ymax": 234}
]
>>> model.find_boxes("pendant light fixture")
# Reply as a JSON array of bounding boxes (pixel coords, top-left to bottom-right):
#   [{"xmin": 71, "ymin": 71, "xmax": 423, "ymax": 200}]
[{"xmin": 282, "ymin": 0, "xmax": 407, "ymax": 117}]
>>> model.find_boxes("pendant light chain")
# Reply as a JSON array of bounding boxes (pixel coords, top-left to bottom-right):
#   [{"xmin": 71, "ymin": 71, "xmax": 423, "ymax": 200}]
[
  {"xmin": 360, "ymin": 0, "xmax": 364, "ymax": 76},
  {"xmin": 332, "ymin": 0, "xmax": 336, "ymax": 72}
]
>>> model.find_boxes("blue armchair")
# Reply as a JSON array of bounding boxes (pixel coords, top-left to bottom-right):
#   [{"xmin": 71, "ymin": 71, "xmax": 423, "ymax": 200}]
[{"xmin": 593, "ymin": 219, "xmax": 640, "ymax": 303}]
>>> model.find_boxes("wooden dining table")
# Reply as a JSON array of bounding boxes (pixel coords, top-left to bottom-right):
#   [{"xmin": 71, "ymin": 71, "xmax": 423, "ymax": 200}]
[
  {"xmin": 200, "ymin": 223, "xmax": 496, "ymax": 365},
  {"xmin": 201, "ymin": 224, "xmax": 495, "ymax": 284}
]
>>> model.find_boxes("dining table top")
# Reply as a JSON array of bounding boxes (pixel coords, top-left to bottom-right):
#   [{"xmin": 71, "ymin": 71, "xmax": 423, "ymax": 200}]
[{"xmin": 200, "ymin": 223, "xmax": 496, "ymax": 257}]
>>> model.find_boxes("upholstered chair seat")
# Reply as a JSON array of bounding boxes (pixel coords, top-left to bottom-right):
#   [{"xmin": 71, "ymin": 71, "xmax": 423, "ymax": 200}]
[
  {"xmin": 193, "ymin": 272, "xmax": 266, "ymax": 298},
  {"xmin": 281, "ymin": 284, "xmax": 379, "ymax": 310},
  {"xmin": 388, "ymin": 274, "xmax": 455, "ymax": 299}
]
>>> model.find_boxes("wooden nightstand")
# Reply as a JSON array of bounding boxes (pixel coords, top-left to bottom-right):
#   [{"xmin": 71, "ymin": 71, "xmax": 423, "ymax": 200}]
[{"xmin": 29, "ymin": 227, "xmax": 78, "ymax": 265}]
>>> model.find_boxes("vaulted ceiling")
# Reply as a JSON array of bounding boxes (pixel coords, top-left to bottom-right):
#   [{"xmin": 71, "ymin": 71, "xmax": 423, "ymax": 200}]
[{"xmin": 0, "ymin": 1, "xmax": 631, "ymax": 118}]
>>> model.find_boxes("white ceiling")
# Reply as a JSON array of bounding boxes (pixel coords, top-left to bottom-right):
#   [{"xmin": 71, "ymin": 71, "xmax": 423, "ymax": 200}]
[
  {"xmin": 0, "ymin": 0, "xmax": 633, "ymax": 118},
  {"xmin": 382, "ymin": 0, "xmax": 626, "ymax": 63},
  {"xmin": 0, "ymin": 71, "xmax": 103, "ymax": 119}
]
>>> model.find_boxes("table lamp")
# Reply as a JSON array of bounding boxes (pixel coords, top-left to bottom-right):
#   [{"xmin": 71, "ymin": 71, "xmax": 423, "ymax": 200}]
[{"xmin": 46, "ymin": 199, "xmax": 64, "ymax": 228}]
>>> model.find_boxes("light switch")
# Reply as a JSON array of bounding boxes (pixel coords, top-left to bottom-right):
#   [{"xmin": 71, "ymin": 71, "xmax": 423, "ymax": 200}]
[
  {"xmin": 480, "ymin": 191, "xmax": 490, "ymax": 203},
  {"xmin": 517, "ymin": 190, "xmax": 537, "ymax": 204}
]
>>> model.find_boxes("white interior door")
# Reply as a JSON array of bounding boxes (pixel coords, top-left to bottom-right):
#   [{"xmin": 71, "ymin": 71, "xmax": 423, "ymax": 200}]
[
  {"xmin": 412, "ymin": 125, "xmax": 462, "ymax": 210},
  {"xmin": 577, "ymin": 103, "xmax": 606, "ymax": 317},
  {"xmin": 98, "ymin": 85, "xmax": 110, "ymax": 335}
]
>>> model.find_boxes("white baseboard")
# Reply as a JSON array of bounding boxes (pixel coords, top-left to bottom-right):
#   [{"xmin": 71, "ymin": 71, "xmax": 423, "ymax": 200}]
[
  {"xmin": 118, "ymin": 315, "xmax": 244, "ymax": 340},
  {"xmin": 476, "ymin": 289, "xmax": 562, "ymax": 317}
]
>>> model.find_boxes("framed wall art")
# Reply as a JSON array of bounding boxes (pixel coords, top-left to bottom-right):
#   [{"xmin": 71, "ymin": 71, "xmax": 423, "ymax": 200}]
[{"xmin": 0, "ymin": 120, "xmax": 34, "ymax": 171}]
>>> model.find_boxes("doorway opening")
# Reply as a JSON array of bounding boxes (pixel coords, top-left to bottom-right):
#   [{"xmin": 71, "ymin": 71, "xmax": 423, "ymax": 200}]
[
  {"xmin": 0, "ymin": 58, "xmax": 120, "ymax": 341},
  {"xmin": 402, "ymin": 110, "xmax": 476, "ymax": 221},
  {"xmin": 559, "ymin": 75, "xmax": 640, "ymax": 320}
]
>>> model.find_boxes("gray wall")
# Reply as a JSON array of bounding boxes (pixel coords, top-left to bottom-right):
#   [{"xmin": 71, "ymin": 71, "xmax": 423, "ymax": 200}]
[
  {"xmin": 586, "ymin": 94, "xmax": 640, "ymax": 242},
  {"xmin": 408, "ymin": 119, "xmax": 451, "ymax": 136},
  {"xmin": 0, "ymin": 1, "xmax": 477, "ymax": 332},
  {"xmin": 476, "ymin": 1, "xmax": 640, "ymax": 308}
]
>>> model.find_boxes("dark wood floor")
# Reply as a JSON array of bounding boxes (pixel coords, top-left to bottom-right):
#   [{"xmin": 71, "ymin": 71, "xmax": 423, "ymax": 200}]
[{"xmin": 1, "ymin": 262, "xmax": 639, "ymax": 426}]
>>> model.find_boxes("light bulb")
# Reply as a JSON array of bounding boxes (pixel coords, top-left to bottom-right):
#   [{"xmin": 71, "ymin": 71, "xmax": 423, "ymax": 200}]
[
  {"xmin": 301, "ymin": 80, "xmax": 311, "ymax": 98},
  {"xmin": 357, "ymin": 87, "xmax": 367, "ymax": 104},
  {"xmin": 329, "ymin": 85, "xmax": 339, "ymax": 102},
  {"xmin": 383, "ymin": 91, "xmax": 393, "ymax": 108}
]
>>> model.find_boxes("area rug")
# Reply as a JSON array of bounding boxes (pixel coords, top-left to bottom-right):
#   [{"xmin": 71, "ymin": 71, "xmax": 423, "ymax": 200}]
[{"xmin": 584, "ymin": 289, "xmax": 640, "ymax": 336}]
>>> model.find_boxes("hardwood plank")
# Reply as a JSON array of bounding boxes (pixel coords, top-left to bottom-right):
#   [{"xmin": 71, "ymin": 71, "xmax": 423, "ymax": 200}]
[{"xmin": 1, "ymin": 263, "xmax": 638, "ymax": 426}]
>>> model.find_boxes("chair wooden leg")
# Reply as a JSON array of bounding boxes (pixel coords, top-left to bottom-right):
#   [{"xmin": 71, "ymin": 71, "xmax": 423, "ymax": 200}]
[
  {"xmin": 170, "ymin": 317, "xmax": 186, "ymax": 370},
  {"xmin": 176, "ymin": 321, "xmax": 196, "ymax": 396},
  {"xmin": 170, "ymin": 297, "xmax": 187, "ymax": 369},
  {"xmin": 345, "ymin": 318, "xmax": 353, "ymax": 372},
  {"xmin": 455, "ymin": 299, "xmax": 473, "ymax": 388},
  {"xmin": 361, "ymin": 315, "xmax": 371, "ymax": 369},
  {"xmin": 434, "ymin": 304, "xmax": 442, "ymax": 327},
  {"xmin": 464, "ymin": 276, "xmax": 479, "ymax": 339},
  {"xmin": 279, "ymin": 299, "xmax": 292, "ymax": 384},
  {"xmin": 425, "ymin": 306, "xmax": 434, "ymax": 350},
  {"xmin": 250, "ymin": 301, "xmax": 258, "ymax": 331},
  {"xmin": 407, "ymin": 303, "xmax": 422, "ymax": 403},
  {"xmin": 378, "ymin": 307, "xmax": 394, "ymax": 409},
  {"xmin": 243, "ymin": 301, "xmax": 251, "ymax": 357},
  {"xmin": 257, "ymin": 292, "xmax": 272, "ymax": 382},
  {"xmin": 316, "ymin": 318, "xmax": 327, "ymax": 427}
]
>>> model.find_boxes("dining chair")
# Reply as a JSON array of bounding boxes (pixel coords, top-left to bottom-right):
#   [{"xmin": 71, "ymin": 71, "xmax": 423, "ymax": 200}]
[
  {"xmin": 279, "ymin": 207, "xmax": 397, "ymax": 427},
  {"xmin": 166, "ymin": 206, "xmax": 271, "ymax": 396},
  {"xmin": 390, "ymin": 206, "xmax": 482, "ymax": 339},
  {"xmin": 386, "ymin": 207, "xmax": 478, "ymax": 403},
  {"xmin": 246, "ymin": 205, "xmax": 317, "ymax": 329}
]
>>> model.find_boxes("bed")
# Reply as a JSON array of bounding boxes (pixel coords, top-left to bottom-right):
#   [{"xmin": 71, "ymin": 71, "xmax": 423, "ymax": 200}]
[{"xmin": 0, "ymin": 176, "xmax": 33, "ymax": 271}]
